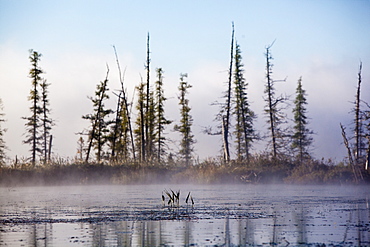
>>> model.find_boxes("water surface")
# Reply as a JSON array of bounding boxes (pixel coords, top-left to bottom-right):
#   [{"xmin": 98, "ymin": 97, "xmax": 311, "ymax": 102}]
[{"xmin": 0, "ymin": 184, "xmax": 369, "ymax": 246}]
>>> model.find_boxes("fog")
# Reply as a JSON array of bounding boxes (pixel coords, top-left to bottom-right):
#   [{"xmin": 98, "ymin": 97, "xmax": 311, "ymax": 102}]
[
  {"xmin": 1, "ymin": 184, "xmax": 369, "ymax": 246},
  {"xmin": 1, "ymin": 1, "xmax": 370, "ymax": 163}
]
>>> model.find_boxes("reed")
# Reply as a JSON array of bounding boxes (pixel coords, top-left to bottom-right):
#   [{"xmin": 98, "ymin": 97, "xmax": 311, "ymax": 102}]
[
  {"xmin": 162, "ymin": 189, "xmax": 194, "ymax": 213},
  {"xmin": 185, "ymin": 191, "xmax": 194, "ymax": 211}
]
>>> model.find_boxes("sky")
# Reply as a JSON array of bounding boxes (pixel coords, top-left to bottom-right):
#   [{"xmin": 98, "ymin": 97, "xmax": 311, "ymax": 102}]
[{"xmin": 0, "ymin": 0, "xmax": 369, "ymax": 163}]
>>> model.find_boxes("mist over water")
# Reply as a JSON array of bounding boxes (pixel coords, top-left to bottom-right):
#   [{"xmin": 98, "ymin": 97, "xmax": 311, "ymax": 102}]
[{"xmin": 0, "ymin": 184, "xmax": 369, "ymax": 246}]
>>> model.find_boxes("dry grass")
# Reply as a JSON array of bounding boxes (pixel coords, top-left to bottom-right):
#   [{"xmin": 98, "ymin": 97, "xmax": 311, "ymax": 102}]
[{"xmin": 0, "ymin": 154, "xmax": 368, "ymax": 186}]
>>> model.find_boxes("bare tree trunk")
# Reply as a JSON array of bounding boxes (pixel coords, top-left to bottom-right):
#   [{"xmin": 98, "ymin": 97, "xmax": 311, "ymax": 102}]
[
  {"xmin": 48, "ymin": 135, "xmax": 52, "ymax": 163},
  {"xmin": 366, "ymin": 137, "xmax": 370, "ymax": 172},
  {"xmin": 85, "ymin": 127, "xmax": 95, "ymax": 163},
  {"xmin": 223, "ymin": 22, "xmax": 234, "ymax": 163},
  {"xmin": 145, "ymin": 33, "xmax": 150, "ymax": 162},
  {"xmin": 354, "ymin": 62, "xmax": 362, "ymax": 162},
  {"xmin": 221, "ymin": 117, "xmax": 230, "ymax": 162},
  {"xmin": 43, "ymin": 118, "xmax": 47, "ymax": 165},
  {"xmin": 341, "ymin": 123, "xmax": 361, "ymax": 183},
  {"xmin": 32, "ymin": 74, "xmax": 38, "ymax": 167},
  {"xmin": 241, "ymin": 105, "xmax": 250, "ymax": 163},
  {"xmin": 140, "ymin": 92, "xmax": 145, "ymax": 162},
  {"xmin": 265, "ymin": 45, "xmax": 277, "ymax": 159},
  {"xmin": 113, "ymin": 46, "xmax": 136, "ymax": 161}
]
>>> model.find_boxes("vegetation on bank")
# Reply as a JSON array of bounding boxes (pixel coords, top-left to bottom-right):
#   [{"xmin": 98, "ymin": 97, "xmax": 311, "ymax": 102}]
[
  {"xmin": 0, "ymin": 26, "xmax": 369, "ymax": 186},
  {"xmin": 0, "ymin": 154, "xmax": 369, "ymax": 187}
]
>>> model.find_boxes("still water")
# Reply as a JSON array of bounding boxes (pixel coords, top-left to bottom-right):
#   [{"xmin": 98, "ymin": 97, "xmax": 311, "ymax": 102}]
[{"xmin": 0, "ymin": 184, "xmax": 369, "ymax": 246}]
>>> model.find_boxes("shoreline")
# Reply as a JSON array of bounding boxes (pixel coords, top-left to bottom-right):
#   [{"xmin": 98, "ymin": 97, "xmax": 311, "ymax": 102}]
[{"xmin": 1, "ymin": 160, "xmax": 369, "ymax": 187}]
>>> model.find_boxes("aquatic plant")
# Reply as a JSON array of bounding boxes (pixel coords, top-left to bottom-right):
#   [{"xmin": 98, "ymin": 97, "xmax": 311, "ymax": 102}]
[
  {"xmin": 163, "ymin": 189, "xmax": 180, "ymax": 209},
  {"xmin": 185, "ymin": 191, "xmax": 194, "ymax": 209},
  {"xmin": 162, "ymin": 189, "xmax": 194, "ymax": 214}
]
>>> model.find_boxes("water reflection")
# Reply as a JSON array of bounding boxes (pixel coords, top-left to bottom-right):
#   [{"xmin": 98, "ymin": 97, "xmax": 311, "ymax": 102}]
[
  {"xmin": 0, "ymin": 185, "xmax": 369, "ymax": 246},
  {"xmin": 2, "ymin": 213, "xmax": 368, "ymax": 246}
]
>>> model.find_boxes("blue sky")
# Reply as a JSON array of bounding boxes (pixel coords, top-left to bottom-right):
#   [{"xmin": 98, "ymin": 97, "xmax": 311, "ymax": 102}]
[{"xmin": 0, "ymin": 0, "xmax": 369, "ymax": 162}]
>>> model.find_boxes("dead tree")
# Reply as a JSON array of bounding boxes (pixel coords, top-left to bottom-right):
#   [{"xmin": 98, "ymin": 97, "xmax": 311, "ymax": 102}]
[
  {"xmin": 223, "ymin": 22, "xmax": 234, "ymax": 163},
  {"xmin": 354, "ymin": 62, "xmax": 363, "ymax": 163},
  {"xmin": 341, "ymin": 123, "xmax": 363, "ymax": 182},
  {"xmin": 113, "ymin": 46, "xmax": 136, "ymax": 160},
  {"xmin": 145, "ymin": 33, "xmax": 151, "ymax": 161},
  {"xmin": 263, "ymin": 41, "xmax": 287, "ymax": 159}
]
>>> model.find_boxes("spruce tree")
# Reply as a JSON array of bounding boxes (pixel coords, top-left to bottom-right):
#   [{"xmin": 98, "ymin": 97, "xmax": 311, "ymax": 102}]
[
  {"xmin": 83, "ymin": 68, "xmax": 113, "ymax": 162},
  {"xmin": 0, "ymin": 98, "xmax": 6, "ymax": 166},
  {"xmin": 118, "ymin": 96, "xmax": 131, "ymax": 160},
  {"xmin": 40, "ymin": 78, "xmax": 53, "ymax": 164},
  {"xmin": 134, "ymin": 81, "xmax": 146, "ymax": 162},
  {"xmin": 76, "ymin": 136, "xmax": 85, "ymax": 162},
  {"xmin": 174, "ymin": 73, "xmax": 195, "ymax": 166},
  {"xmin": 109, "ymin": 92, "xmax": 121, "ymax": 160},
  {"xmin": 233, "ymin": 42, "xmax": 255, "ymax": 162},
  {"xmin": 147, "ymin": 90, "xmax": 156, "ymax": 161},
  {"xmin": 154, "ymin": 68, "xmax": 172, "ymax": 163},
  {"xmin": 109, "ymin": 92, "xmax": 131, "ymax": 162},
  {"xmin": 291, "ymin": 77, "xmax": 313, "ymax": 164},
  {"xmin": 23, "ymin": 50, "xmax": 44, "ymax": 167}
]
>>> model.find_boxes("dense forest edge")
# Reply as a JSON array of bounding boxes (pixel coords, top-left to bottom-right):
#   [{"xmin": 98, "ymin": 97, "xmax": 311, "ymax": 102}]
[{"xmin": 1, "ymin": 26, "xmax": 370, "ymax": 186}]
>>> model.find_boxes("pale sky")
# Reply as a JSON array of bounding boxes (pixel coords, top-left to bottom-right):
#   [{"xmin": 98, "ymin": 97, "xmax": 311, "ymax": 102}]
[{"xmin": 0, "ymin": 0, "xmax": 369, "ymax": 162}]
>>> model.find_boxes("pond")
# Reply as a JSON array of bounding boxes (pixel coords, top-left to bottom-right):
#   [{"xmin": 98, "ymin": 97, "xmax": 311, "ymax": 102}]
[{"xmin": 0, "ymin": 184, "xmax": 369, "ymax": 246}]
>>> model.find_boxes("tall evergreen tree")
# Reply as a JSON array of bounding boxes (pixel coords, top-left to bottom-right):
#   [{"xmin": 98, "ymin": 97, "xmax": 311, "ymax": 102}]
[
  {"xmin": 76, "ymin": 136, "xmax": 85, "ymax": 162},
  {"xmin": 0, "ymin": 98, "xmax": 6, "ymax": 166},
  {"xmin": 117, "ymin": 95, "xmax": 132, "ymax": 160},
  {"xmin": 147, "ymin": 90, "xmax": 156, "ymax": 161},
  {"xmin": 154, "ymin": 68, "xmax": 172, "ymax": 163},
  {"xmin": 291, "ymin": 77, "xmax": 313, "ymax": 163},
  {"xmin": 109, "ymin": 92, "xmax": 121, "ymax": 160},
  {"xmin": 40, "ymin": 78, "xmax": 53, "ymax": 164},
  {"xmin": 109, "ymin": 91, "xmax": 133, "ymax": 162},
  {"xmin": 233, "ymin": 42, "xmax": 255, "ymax": 162},
  {"xmin": 23, "ymin": 50, "xmax": 44, "ymax": 167},
  {"xmin": 83, "ymin": 68, "xmax": 113, "ymax": 162},
  {"xmin": 134, "ymin": 81, "xmax": 146, "ymax": 162},
  {"xmin": 174, "ymin": 73, "xmax": 195, "ymax": 166}
]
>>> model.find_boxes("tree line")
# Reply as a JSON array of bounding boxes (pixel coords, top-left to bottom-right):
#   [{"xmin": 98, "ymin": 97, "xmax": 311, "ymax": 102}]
[
  {"xmin": 0, "ymin": 26, "xmax": 369, "ymax": 180},
  {"xmin": 75, "ymin": 34, "xmax": 194, "ymax": 167}
]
